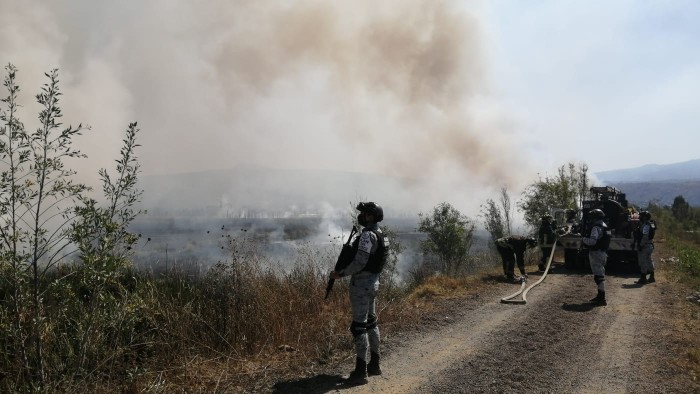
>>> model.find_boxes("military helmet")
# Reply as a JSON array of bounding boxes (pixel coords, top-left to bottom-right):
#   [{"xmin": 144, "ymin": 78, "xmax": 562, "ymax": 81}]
[
  {"xmin": 639, "ymin": 210, "xmax": 651, "ymax": 220},
  {"xmin": 589, "ymin": 208, "xmax": 605, "ymax": 220},
  {"xmin": 526, "ymin": 237, "xmax": 537, "ymax": 248},
  {"xmin": 565, "ymin": 208, "xmax": 577, "ymax": 215},
  {"xmin": 356, "ymin": 202, "xmax": 384, "ymax": 222},
  {"xmin": 541, "ymin": 214, "xmax": 553, "ymax": 222}
]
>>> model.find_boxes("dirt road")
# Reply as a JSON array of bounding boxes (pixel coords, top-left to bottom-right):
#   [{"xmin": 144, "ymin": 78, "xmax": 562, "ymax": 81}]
[{"xmin": 273, "ymin": 265, "xmax": 699, "ymax": 393}]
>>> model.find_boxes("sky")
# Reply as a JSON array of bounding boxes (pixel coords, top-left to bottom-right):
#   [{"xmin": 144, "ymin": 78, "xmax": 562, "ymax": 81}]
[{"xmin": 1, "ymin": 0, "xmax": 699, "ymax": 214}]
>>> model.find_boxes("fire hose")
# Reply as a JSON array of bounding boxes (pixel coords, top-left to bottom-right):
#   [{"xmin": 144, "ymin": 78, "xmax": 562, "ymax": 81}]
[{"xmin": 500, "ymin": 239, "xmax": 557, "ymax": 305}]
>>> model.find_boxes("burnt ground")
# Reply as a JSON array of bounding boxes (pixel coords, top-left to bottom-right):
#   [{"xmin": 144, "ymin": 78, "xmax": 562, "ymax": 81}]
[{"xmin": 270, "ymin": 258, "xmax": 700, "ymax": 394}]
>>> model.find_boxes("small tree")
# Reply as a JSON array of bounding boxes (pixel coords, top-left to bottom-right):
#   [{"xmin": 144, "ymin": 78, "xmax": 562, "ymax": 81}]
[
  {"xmin": 518, "ymin": 162, "xmax": 590, "ymax": 231},
  {"xmin": 418, "ymin": 202, "xmax": 475, "ymax": 276},
  {"xmin": 0, "ymin": 64, "xmax": 89, "ymax": 382},
  {"xmin": 500, "ymin": 186, "xmax": 513, "ymax": 236},
  {"xmin": 0, "ymin": 64, "xmax": 144, "ymax": 389},
  {"xmin": 69, "ymin": 122, "xmax": 144, "ymax": 374},
  {"xmin": 672, "ymin": 195, "xmax": 690, "ymax": 222},
  {"xmin": 480, "ymin": 198, "xmax": 505, "ymax": 244}
]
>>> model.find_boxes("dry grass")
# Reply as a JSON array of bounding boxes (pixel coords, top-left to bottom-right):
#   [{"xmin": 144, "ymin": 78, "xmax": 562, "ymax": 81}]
[
  {"xmin": 654, "ymin": 237, "xmax": 700, "ymax": 386},
  {"xmin": 0, "ymin": 237, "xmax": 540, "ymax": 392}
]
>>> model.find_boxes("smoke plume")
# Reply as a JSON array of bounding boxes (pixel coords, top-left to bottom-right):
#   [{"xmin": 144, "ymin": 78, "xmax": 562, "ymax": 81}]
[{"xmin": 0, "ymin": 0, "xmax": 530, "ymax": 214}]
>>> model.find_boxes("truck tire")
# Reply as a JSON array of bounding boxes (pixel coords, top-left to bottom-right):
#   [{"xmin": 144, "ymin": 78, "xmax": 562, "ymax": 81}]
[{"xmin": 564, "ymin": 249, "xmax": 578, "ymax": 270}]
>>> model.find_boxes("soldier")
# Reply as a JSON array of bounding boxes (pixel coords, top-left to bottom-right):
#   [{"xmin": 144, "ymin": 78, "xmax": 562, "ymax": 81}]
[
  {"xmin": 581, "ymin": 208, "xmax": 610, "ymax": 306},
  {"xmin": 537, "ymin": 215, "xmax": 557, "ymax": 271},
  {"xmin": 330, "ymin": 202, "xmax": 388, "ymax": 385},
  {"xmin": 633, "ymin": 210, "xmax": 656, "ymax": 284},
  {"xmin": 495, "ymin": 236, "xmax": 538, "ymax": 282}
]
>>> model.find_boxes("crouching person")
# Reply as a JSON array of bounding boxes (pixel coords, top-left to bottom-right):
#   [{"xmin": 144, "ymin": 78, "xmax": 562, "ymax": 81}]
[{"xmin": 495, "ymin": 236, "xmax": 537, "ymax": 282}]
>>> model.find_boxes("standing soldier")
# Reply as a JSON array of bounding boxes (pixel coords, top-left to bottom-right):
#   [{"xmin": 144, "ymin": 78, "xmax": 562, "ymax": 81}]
[
  {"xmin": 330, "ymin": 202, "xmax": 389, "ymax": 385},
  {"xmin": 537, "ymin": 215, "xmax": 557, "ymax": 271},
  {"xmin": 495, "ymin": 236, "xmax": 538, "ymax": 282},
  {"xmin": 633, "ymin": 210, "xmax": 656, "ymax": 284},
  {"xmin": 582, "ymin": 209, "xmax": 610, "ymax": 306}
]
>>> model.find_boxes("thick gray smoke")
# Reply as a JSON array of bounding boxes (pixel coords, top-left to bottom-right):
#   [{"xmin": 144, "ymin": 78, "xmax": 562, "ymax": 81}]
[{"xmin": 1, "ymin": 0, "xmax": 530, "ymax": 215}]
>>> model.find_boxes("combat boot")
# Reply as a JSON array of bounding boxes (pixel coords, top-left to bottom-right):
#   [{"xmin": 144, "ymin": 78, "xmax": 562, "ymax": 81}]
[
  {"xmin": 635, "ymin": 273, "xmax": 648, "ymax": 285},
  {"xmin": 589, "ymin": 290, "xmax": 607, "ymax": 306},
  {"xmin": 648, "ymin": 272, "xmax": 656, "ymax": 283},
  {"xmin": 346, "ymin": 357, "xmax": 368, "ymax": 385},
  {"xmin": 367, "ymin": 352, "xmax": 382, "ymax": 376}
]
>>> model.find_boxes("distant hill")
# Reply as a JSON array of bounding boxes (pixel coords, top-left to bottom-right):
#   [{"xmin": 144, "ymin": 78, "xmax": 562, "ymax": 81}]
[
  {"xmin": 607, "ymin": 180, "xmax": 700, "ymax": 207},
  {"xmin": 597, "ymin": 159, "xmax": 700, "ymax": 183},
  {"xmin": 596, "ymin": 159, "xmax": 700, "ymax": 206}
]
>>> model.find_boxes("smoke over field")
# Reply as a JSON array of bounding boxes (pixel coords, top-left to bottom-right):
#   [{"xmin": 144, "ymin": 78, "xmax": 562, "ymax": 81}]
[{"xmin": 1, "ymin": 0, "xmax": 531, "ymax": 217}]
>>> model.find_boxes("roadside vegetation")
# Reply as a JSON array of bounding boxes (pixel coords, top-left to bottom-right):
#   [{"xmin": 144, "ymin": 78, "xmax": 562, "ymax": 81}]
[
  {"xmin": 3, "ymin": 64, "xmax": 696, "ymax": 392},
  {"xmin": 0, "ymin": 65, "xmax": 500, "ymax": 392},
  {"xmin": 649, "ymin": 197, "xmax": 700, "ymax": 289}
]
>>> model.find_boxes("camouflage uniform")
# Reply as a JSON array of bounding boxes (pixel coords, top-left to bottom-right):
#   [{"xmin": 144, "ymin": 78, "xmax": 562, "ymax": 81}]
[
  {"xmin": 582, "ymin": 219, "xmax": 608, "ymax": 304},
  {"xmin": 634, "ymin": 217, "xmax": 656, "ymax": 284},
  {"xmin": 338, "ymin": 223, "xmax": 381, "ymax": 364},
  {"xmin": 637, "ymin": 223, "xmax": 655, "ymax": 274}
]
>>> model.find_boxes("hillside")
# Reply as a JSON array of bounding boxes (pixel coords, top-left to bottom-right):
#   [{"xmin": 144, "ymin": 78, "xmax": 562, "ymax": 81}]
[
  {"xmin": 597, "ymin": 159, "xmax": 700, "ymax": 183},
  {"xmin": 597, "ymin": 159, "xmax": 700, "ymax": 206},
  {"xmin": 609, "ymin": 180, "xmax": 700, "ymax": 207}
]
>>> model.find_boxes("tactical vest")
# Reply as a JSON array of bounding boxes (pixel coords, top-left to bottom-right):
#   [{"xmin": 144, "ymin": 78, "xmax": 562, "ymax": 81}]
[
  {"xmin": 634, "ymin": 220, "xmax": 657, "ymax": 243},
  {"xmin": 363, "ymin": 230, "xmax": 389, "ymax": 274},
  {"xmin": 648, "ymin": 220, "xmax": 657, "ymax": 240},
  {"xmin": 588, "ymin": 223, "xmax": 611, "ymax": 251}
]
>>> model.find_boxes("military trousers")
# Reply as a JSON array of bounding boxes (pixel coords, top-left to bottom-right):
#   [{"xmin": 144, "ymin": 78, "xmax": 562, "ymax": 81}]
[
  {"xmin": 349, "ymin": 271, "xmax": 380, "ymax": 362},
  {"xmin": 589, "ymin": 250, "xmax": 607, "ymax": 292},
  {"xmin": 637, "ymin": 244, "xmax": 655, "ymax": 274}
]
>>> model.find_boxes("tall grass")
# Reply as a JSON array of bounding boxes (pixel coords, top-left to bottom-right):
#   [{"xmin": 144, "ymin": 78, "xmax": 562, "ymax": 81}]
[{"xmin": 0, "ymin": 233, "xmax": 408, "ymax": 391}]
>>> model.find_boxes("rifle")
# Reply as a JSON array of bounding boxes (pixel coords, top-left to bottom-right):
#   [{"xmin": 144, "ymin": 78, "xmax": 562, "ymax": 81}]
[{"xmin": 325, "ymin": 226, "xmax": 358, "ymax": 299}]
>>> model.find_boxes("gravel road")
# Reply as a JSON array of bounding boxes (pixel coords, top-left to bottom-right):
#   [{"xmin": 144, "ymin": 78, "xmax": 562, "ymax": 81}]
[
  {"xmin": 274, "ymin": 264, "xmax": 699, "ymax": 393},
  {"xmin": 354, "ymin": 268, "xmax": 693, "ymax": 393}
]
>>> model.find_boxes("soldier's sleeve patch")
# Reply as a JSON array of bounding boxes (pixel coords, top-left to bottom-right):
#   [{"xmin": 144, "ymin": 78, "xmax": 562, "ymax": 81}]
[{"xmin": 358, "ymin": 232, "xmax": 373, "ymax": 254}]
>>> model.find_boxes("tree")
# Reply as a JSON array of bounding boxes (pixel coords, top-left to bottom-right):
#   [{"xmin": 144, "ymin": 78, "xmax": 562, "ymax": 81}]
[
  {"xmin": 671, "ymin": 195, "xmax": 690, "ymax": 222},
  {"xmin": 500, "ymin": 186, "xmax": 513, "ymax": 236},
  {"xmin": 0, "ymin": 64, "xmax": 144, "ymax": 388},
  {"xmin": 517, "ymin": 162, "xmax": 591, "ymax": 231},
  {"xmin": 480, "ymin": 198, "xmax": 505, "ymax": 244},
  {"xmin": 418, "ymin": 202, "xmax": 475, "ymax": 276},
  {"xmin": 69, "ymin": 122, "xmax": 144, "ymax": 373},
  {"xmin": 0, "ymin": 65, "xmax": 89, "ymax": 382}
]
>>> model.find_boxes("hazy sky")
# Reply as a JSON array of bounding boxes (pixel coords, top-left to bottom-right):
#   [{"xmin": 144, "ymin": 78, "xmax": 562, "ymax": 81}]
[{"xmin": 1, "ymin": 0, "xmax": 698, "ymax": 199}]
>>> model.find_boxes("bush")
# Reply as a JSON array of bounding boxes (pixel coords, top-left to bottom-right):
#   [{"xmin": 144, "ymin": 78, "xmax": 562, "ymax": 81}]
[{"xmin": 418, "ymin": 202, "xmax": 475, "ymax": 276}]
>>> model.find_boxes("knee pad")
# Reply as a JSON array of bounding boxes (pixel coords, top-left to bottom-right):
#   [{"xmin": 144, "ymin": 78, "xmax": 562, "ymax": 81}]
[
  {"xmin": 594, "ymin": 275, "xmax": 605, "ymax": 285},
  {"xmin": 366, "ymin": 314, "xmax": 378, "ymax": 330},
  {"xmin": 350, "ymin": 321, "xmax": 367, "ymax": 338}
]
